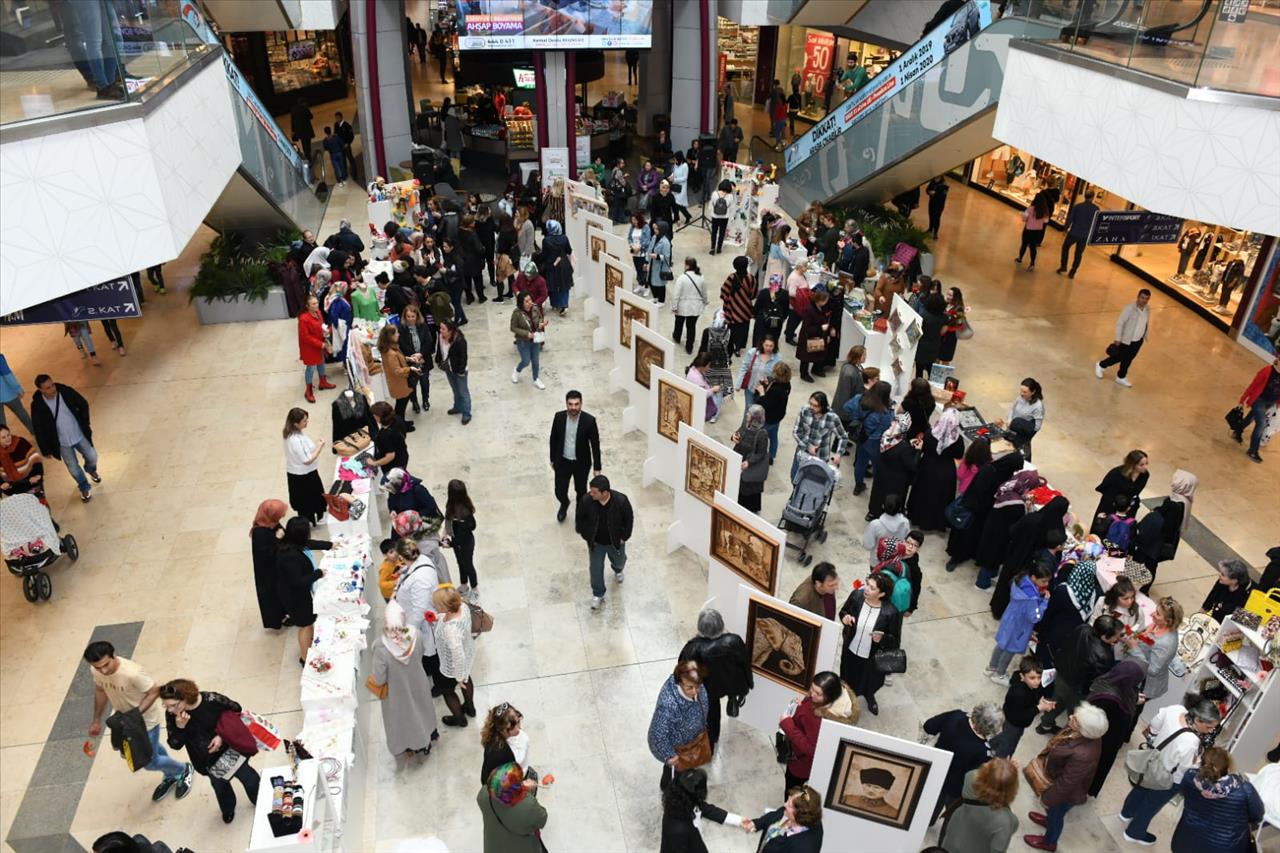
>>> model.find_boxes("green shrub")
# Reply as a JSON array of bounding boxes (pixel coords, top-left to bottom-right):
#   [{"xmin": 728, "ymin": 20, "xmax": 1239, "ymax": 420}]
[
  {"xmin": 832, "ymin": 203, "xmax": 932, "ymax": 260},
  {"xmin": 188, "ymin": 231, "xmax": 296, "ymax": 304}
]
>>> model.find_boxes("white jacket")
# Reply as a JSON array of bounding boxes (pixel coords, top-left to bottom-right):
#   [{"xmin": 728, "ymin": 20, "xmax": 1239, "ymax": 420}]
[
  {"xmin": 1115, "ymin": 303, "xmax": 1150, "ymax": 344},
  {"xmin": 393, "ymin": 555, "xmax": 442, "ymax": 657},
  {"xmin": 671, "ymin": 271, "xmax": 708, "ymax": 318}
]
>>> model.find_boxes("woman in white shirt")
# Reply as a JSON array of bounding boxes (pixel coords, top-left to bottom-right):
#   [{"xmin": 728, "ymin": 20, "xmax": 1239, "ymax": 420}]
[
  {"xmin": 1118, "ymin": 696, "xmax": 1221, "ymax": 845},
  {"xmin": 283, "ymin": 407, "xmax": 326, "ymax": 523},
  {"xmin": 432, "ymin": 586, "xmax": 476, "ymax": 727},
  {"xmin": 837, "ymin": 572, "xmax": 902, "ymax": 716},
  {"xmin": 670, "ymin": 257, "xmax": 708, "ymax": 354},
  {"xmin": 1000, "ymin": 377, "xmax": 1045, "ymax": 461}
]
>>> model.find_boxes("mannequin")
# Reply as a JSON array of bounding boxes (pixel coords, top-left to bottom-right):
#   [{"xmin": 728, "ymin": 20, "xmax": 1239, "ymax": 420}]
[
  {"xmin": 1175, "ymin": 227, "xmax": 1201, "ymax": 277},
  {"xmin": 1193, "ymin": 229, "xmax": 1215, "ymax": 270},
  {"xmin": 332, "ymin": 388, "xmax": 377, "ymax": 443},
  {"xmin": 1218, "ymin": 254, "xmax": 1246, "ymax": 310}
]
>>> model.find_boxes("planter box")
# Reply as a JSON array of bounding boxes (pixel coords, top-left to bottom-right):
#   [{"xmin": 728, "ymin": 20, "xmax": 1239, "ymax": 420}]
[{"xmin": 194, "ymin": 286, "xmax": 290, "ymax": 324}]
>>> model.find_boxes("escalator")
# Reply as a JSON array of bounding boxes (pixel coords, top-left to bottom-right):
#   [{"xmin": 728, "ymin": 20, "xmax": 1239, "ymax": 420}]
[{"xmin": 775, "ymin": 4, "xmax": 1061, "ymax": 215}]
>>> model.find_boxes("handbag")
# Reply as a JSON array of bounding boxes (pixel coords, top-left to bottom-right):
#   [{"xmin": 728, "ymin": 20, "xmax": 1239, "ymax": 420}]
[
  {"xmin": 873, "ymin": 647, "xmax": 907, "ymax": 674},
  {"xmin": 674, "ymin": 729, "xmax": 712, "ymax": 771},
  {"xmin": 1226, "ymin": 405, "xmax": 1248, "ymax": 433},
  {"xmin": 216, "ymin": 710, "xmax": 258, "ymax": 756},
  {"xmin": 774, "ymin": 729, "xmax": 796, "ymax": 764},
  {"xmin": 805, "ymin": 336, "xmax": 826, "ymax": 353},
  {"xmin": 469, "ymin": 601, "xmax": 495, "ymax": 635},
  {"xmin": 944, "ymin": 496, "xmax": 974, "ymax": 529},
  {"xmin": 1024, "ymin": 730, "xmax": 1075, "ymax": 800},
  {"xmin": 365, "ymin": 675, "xmax": 388, "ymax": 699},
  {"xmin": 207, "ymin": 748, "xmax": 248, "ymax": 780},
  {"xmin": 726, "ymin": 694, "xmax": 744, "ymax": 717},
  {"xmin": 1121, "ymin": 557, "xmax": 1154, "ymax": 588},
  {"xmin": 532, "ymin": 331, "xmax": 546, "ymax": 344},
  {"xmin": 1125, "ymin": 727, "xmax": 1196, "ymax": 790},
  {"xmin": 955, "ymin": 318, "xmax": 974, "ymax": 340},
  {"xmin": 1245, "ymin": 588, "xmax": 1280, "ymax": 621}
]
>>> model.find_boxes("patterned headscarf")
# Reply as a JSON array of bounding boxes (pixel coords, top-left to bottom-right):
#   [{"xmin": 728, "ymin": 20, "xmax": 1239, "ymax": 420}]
[
  {"xmin": 1066, "ymin": 560, "xmax": 1099, "ymax": 620},
  {"xmin": 880, "ymin": 413, "xmax": 912, "ymax": 453},
  {"xmin": 931, "ymin": 407, "xmax": 962, "ymax": 449},
  {"xmin": 874, "ymin": 537, "xmax": 906, "ymax": 575},
  {"xmin": 487, "ymin": 762, "xmax": 528, "ymax": 807},
  {"xmin": 545, "ymin": 219, "xmax": 562, "ymax": 236}
]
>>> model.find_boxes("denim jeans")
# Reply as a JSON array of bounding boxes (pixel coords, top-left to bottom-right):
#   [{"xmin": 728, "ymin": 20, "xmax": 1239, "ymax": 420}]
[
  {"xmin": 445, "ymin": 370, "xmax": 471, "ymax": 418},
  {"xmin": 1120, "ymin": 783, "xmax": 1179, "ymax": 838},
  {"xmin": 60, "ymin": 438, "xmax": 98, "ymax": 495},
  {"xmin": 1247, "ymin": 400, "xmax": 1270, "ymax": 454},
  {"xmin": 0, "ymin": 398, "xmax": 35, "ymax": 434},
  {"xmin": 69, "ymin": 325, "xmax": 96, "ymax": 355},
  {"xmin": 62, "ymin": 0, "xmax": 119, "ymax": 89},
  {"xmin": 853, "ymin": 442, "xmax": 879, "ymax": 488},
  {"xmin": 1043, "ymin": 802, "xmax": 1073, "ymax": 844},
  {"xmin": 987, "ymin": 645, "xmax": 1016, "ymax": 675},
  {"xmin": 145, "ymin": 725, "xmax": 187, "ymax": 778},
  {"xmin": 515, "ymin": 339, "xmax": 540, "ymax": 380},
  {"xmin": 328, "ymin": 153, "xmax": 347, "ymax": 182},
  {"xmin": 588, "ymin": 542, "xmax": 626, "ymax": 597},
  {"xmin": 765, "ymin": 423, "xmax": 780, "ymax": 462},
  {"xmin": 303, "ymin": 363, "xmax": 327, "ymax": 384}
]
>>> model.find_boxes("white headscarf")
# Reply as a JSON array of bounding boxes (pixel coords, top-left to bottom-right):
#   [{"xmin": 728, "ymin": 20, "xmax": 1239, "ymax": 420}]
[
  {"xmin": 304, "ymin": 246, "xmax": 331, "ymax": 275},
  {"xmin": 1169, "ymin": 469, "xmax": 1197, "ymax": 532},
  {"xmin": 932, "ymin": 406, "xmax": 962, "ymax": 449},
  {"xmin": 382, "ymin": 599, "xmax": 417, "ymax": 663}
]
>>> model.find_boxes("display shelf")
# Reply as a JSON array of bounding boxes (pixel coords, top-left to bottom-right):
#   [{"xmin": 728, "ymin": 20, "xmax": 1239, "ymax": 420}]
[{"xmin": 1189, "ymin": 615, "xmax": 1280, "ymax": 771}]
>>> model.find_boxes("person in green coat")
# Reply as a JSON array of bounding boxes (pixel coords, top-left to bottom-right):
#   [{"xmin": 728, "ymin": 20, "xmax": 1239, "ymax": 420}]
[
  {"xmin": 478, "ymin": 762, "xmax": 548, "ymax": 852},
  {"xmin": 939, "ymin": 757, "xmax": 1020, "ymax": 853}
]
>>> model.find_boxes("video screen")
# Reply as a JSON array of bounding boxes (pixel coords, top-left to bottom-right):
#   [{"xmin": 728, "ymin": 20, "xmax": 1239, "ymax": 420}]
[{"xmin": 458, "ymin": 0, "xmax": 653, "ymax": 50}]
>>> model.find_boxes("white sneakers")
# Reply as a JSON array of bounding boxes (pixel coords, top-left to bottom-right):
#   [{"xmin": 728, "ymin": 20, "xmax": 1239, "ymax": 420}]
[
  {"xmin": 1116, "ymin": 377, "xmax": 1132, "ymax": 388},
  {"xmin": 1094, "ymin": 363, "xmax": 1105, "ymax": 379},
  {"xmin": 590, "ymin": 596, "xmax": 604, "ymax": 610},
  {"xmin": 1096, "ymin": 363, "xmax": 1133, "ymax": 387},
  {"xmin": 614, "ymin": 570, "xmax": 625, "ymax": 583},
  {"xmin": 511, "ymin": 368, "xmax": 520, "ymax": 384},
  {"xmin": 533, "ymin": 378, "xmax": 547, "ymax": 390},
  {"xmin": 989, "ymin": 672, "xmax": 1011, "ymax": 686}
]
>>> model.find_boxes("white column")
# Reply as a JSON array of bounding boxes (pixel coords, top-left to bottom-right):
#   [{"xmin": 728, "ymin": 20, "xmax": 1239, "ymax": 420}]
[
  {"xmin": 670, "ymin": 0, "xmax": 718, "ymax": 150},
  {"xmin": 543, "ymin": 52, "xmax": 570, "ymax": 149},
  {"xmin": 350, "ymin": 0, "xmax": 414, "ymax": 179}
]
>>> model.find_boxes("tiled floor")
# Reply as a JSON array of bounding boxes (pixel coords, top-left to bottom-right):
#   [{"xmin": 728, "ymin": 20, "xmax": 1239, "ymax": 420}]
[{"xmin": 0, "ymin": 170, "xmax": 1276, "ymax": 852}]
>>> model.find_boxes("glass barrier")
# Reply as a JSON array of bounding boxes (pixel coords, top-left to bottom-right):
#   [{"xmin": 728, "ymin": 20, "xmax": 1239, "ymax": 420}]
[
  {"xmin": 0, "ymin": 0, "xmax": 211, "ymax": 125},
  {"xmin": 1042, "ymin": 0, "xmax": 1280, "ymax": 96}
]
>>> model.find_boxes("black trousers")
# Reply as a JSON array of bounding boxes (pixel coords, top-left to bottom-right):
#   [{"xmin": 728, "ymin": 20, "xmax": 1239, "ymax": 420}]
[
  {"xmin": 208, "ymin": 761, "xmax": 259, "ymax": 819},
  {"xmin": 1018, "ymin": 229, "xmax": 1045, "ymax": 264},
  {"xmin": 728, "ymin": 321, "xmax": 750, "ymax": 354},
  {"xmin": 464, "ymin": 272, "xmax": 484, "ymax": 300},
  {"xmin": 928, "ymin": 205, "xmax": 944, "ymax": 237},
  {"xmin": 101, "ymin": 319, "xmax": 123, "ymax": 348},
  {"xmin": 710, "ymin": 217, "xmax": 728, "ymax": 252},
  {"xmin": 342, "ymin": 144, "xmax": 361, "ymax": 184},
  {"xmin": 673, "ymin": 315, "xmax": 698, "ymax": 353},
  {"xmin": 554, "ymin": 459, "xmax": 590, "ymax": 509},
  {"xmin": 407, "ymin": 370, "xmax": 430, "ymax": 408},
  {"xmin": 706, "ymin": 690, "xmax": 724, "ymax": 749},
  {"xmin": 1098, "ymin": 339, "xmax": 1143, "ymax": 378},
  {"xmin": 784, "ymin": 312, "xmax": 802, "ymax": 342},
  {"xmin": 784, "ymin": 769, "xmax": 808, "ymax": 799},
  {"xmin": 1060, "ymin": 233, "xmax": 1086, "ymax": 273},
  {"xmin": 394, "ymin": 395, "xmax": 411, "ymax": 422}
]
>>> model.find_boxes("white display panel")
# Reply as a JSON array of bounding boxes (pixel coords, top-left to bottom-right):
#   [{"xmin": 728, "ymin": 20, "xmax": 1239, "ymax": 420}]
[
  {"xmin": 623, "ymin": 324, "xmax": 676, "ymax": 436},
  {"xmin": 667, "ymin": 422, "xmax": 741, "ymax": 558},
  {"xmin": 641, "ymin": 365, "xmax": 706, "ymax": 489}
]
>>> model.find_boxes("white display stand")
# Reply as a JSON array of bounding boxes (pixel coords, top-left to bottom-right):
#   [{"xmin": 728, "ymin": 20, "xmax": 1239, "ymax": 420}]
[
  {"xmin": 248, "ymin": 760, "xmax": 338, "ymax": 853},
  {"xmin": 666, "ymin": 422, "xmax": 741, "ymax": 559},
  {"xmin": 1191, "ymin": 615, "xmax": 1278, "ymax": 771},
  {"xmin": 592, "ymin": 255, "xmax": 635, "ymax": 352},
  {"xmin": 609, "ymin": 288, "xmax": 660, "ymax": 393},
  {"xmin": 808, "ymin": 722, "xmax": 953, "ymax": 852},
  {"xmin": 729, "ymin": 582, "xmax": 840, "ymax": 736},
  {"xmin": 840, "ymin": 293, "xmax": 920, "ymax": 400},
  {"xmin": 705, "ymin": 492, "xmax": 784, "ymax": 610},
  {"xmin": 581, "ymin": 226, "xmax": 630, "ymax": 321},
  {"xmin": 641, "ymin": 365, "xmax": 707, "ymax": 489},
  {"xmin": 540, "ymin": 148, "xmax": 569, "ymax": 188},
  {"xmin": 566, "ymin": 208, "xmax": 611, "ymax": 294},
  {"xmin": 622, "ymin": 324, "xmax": 676, "ymax": 435}
]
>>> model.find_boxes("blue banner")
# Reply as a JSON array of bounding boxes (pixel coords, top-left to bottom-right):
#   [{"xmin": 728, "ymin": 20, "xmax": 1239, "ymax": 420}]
[
  {"xmin": 0, "ymin": 279, "xmax": 141, "ymax": 326},
  {"xmin": 784, "ymin": 0, "xmax": 991, "ymax": 171},
  {"xmin": 1087, "ymin": 210, "xmax": 1185, "ymax": 245}
]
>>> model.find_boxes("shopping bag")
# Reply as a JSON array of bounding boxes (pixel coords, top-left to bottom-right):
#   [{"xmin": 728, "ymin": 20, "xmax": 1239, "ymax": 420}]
[
  {"xmin": 241, "ymin": 710, "xmax": 283, "ymax": 752},
  {"xmin": 1245, "ymin": 588, "xmax": 1280, "ymax": 621}
]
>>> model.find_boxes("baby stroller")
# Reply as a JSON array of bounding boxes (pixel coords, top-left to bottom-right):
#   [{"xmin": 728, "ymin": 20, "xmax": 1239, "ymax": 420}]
[
  {"xmin": 2, "ymin": 493, "xmax": 78, "ymax": 603},
  {"xmin": 779, "ymin": 453, "xmax": 838, "ymax": 566}
]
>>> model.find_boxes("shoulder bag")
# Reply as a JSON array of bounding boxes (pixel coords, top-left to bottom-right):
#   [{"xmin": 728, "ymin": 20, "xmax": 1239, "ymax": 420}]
[
  {"xmin": 469, "ymin": 601, "xmax": 495, "ymax": 635},
  {"xmin": 956, "ymin": 316, "xmax": 974, "ymax": 340},
  {"xmin": 1024, "ymin": 730, "xmax": 1076, "ymax": 800},
  {"xmin": 1125, "ymin": 726, "xmax": 1196, "ymax": 790},
  {"xmin": 1226, "ymin": 405, "xmax": 1248, "ymax": 433},
  {"xmin": 944, "ymin": 495, "xmax": 975, "ymax": 529},
  {"xmin": 774, "ymin": 728, "xmax": 796, "ymax": 764},
  {"xmin": 873, "ymin": 632, "xmax": 906, "ymax": 674},
  {"xmin": 659, "ymin": 254, "xmax": 674, "ymax": 281}
]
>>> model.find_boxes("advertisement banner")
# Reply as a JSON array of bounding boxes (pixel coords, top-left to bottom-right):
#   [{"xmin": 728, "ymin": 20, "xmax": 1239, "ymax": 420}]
[
  {"xmin": 802, "ymin": 31, "xmax": 835, "ymax": 101},
  {"xmin": 1, "ymin": 279, "xmax": 140, "ymax": 326},
  {"xmin": 458, "ymin": 0, "xmax": 653, "ymax": 50},
  {"xmin": 541, "ymin": 147, "xmax": 570, "ymax": 189},
  {"xmin": 1087, "ymin": 210, "xmax": 1185, "ymax": 245},
  {"xmin": 784, "ymin": 0, "xmax": 990, "ymax": 170}
]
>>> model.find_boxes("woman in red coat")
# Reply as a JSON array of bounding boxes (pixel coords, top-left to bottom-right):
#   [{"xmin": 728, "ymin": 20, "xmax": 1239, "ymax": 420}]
[
  {"xmin": 1233, "ymin": 354, "xmax": 1279, "ymax": 463},
  {"xmin": 512, "ymin": 261, "xmax": 548, "ymax": 312},
  {"xmin": 298, "ymin": 295, "xmax": 335, "ymax": 402},
  {"xmin": 778, "ymin": 671, "xmax": 842, "ymax": 796}
]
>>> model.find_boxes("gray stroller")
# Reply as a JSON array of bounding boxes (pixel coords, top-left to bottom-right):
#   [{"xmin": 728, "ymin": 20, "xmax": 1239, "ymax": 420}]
[{"xmin": 779, "ymin": 453, "xmax": 838, "ymax": 566}]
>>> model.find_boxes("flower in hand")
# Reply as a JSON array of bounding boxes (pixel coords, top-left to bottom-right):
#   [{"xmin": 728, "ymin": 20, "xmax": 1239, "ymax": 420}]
[{"xmin": 424, "ymin": 611, "xmax": 438, "ymax": 624}]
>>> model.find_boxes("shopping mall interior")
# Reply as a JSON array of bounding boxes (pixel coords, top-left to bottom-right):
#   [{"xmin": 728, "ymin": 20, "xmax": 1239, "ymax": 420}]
[{"xmin": 0, "ymin": 1, "xmax": 1278, "ymax": 852}]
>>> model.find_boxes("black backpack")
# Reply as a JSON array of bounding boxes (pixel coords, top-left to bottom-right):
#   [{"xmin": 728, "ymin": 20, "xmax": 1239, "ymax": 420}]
[{"xmin": 713, "ymin": 196, "xmax": 729, "ymax": 217}]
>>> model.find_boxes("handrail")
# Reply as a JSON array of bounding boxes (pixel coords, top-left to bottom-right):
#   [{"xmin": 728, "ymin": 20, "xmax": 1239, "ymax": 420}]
[{"xmin": 748, "ymin": 135, "xmax": 783, "ymax": 172}]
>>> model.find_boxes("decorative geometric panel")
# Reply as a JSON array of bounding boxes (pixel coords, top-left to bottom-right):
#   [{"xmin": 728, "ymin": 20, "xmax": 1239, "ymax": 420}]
[{"xmin": 993, "ymin": 48, "xmax": 1280, "ymax": 235}]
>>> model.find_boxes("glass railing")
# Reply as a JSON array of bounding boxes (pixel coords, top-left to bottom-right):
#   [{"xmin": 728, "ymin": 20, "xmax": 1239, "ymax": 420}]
[
  {"xmin": 0, "ymin": 0, "xmax": 213, "ymax": 125},
  {"xmin": 1040, "ymin": 0, "xmax": 1280, "ymax": 96}
]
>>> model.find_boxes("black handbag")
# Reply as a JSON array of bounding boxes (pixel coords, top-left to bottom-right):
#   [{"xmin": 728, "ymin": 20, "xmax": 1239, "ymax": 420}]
[
  {"xmin": 774, "ymin": 729, "xmax": 795, "ymax": 764},
  {"xmin": 944, "ymin": 496, "xmax": 974, "ymax": 529},
  {"xmin": 1226, "ymin": 405, "xmax": 1248, "ymax": 433},
  {"xmin": 874, "ymin": 648, "xmax": 907, "ymax": 674},
  {"xmin": 726, "ymin": 694, "xmax": 744, "ymax": 717}
]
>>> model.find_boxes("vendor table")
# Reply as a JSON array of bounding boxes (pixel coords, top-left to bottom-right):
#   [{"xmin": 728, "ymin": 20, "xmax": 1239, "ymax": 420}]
[{"xmin": 322, "ymin": 457, "xmax": 384, "ymax": 539}]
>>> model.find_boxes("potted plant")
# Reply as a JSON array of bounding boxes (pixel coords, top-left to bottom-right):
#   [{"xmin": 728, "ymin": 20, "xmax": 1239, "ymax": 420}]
[{"xmin": 190, "ymin": 233, "xmax": 295, "ymax": 324}]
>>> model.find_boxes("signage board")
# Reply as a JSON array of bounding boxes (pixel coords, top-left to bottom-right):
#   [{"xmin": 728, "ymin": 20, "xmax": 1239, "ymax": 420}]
[
  {"xmin": 1, "ymin": 279, "xmax": 141, "ymax": 326},
  {"xmin": 1087, "ymin": 210, "xmax": 1185, "ymax": 245}
]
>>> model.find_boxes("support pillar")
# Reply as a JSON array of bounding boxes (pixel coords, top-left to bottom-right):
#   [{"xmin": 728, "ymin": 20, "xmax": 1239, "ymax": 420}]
[
  {"xmin": 351, "ymin": 0, "xmax": 414, "ymax": 180},
  {"xmin": 670, "ymin": 0, "xmax": 717, "ymax": 150}
]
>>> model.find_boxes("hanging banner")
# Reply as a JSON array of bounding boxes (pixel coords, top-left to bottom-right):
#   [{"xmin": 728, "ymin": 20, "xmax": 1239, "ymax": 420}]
[
  {"xmin": 1087, "ymin": 211, "xmax": 1185, "ymax": 245},
  {"xmin": 784, "ymin": 0, "xmax": 991, "ymax": 171},
  {"xmin": 1, "ymin": 279, "xmax": 141, "ymax": 326},
  {"xmin": 540, "ymin": 147, "xmax": 570, "ymax": 189},
  {"xmin": 801, "ymin": 31, "xmax": 835, "ymax": 101}
]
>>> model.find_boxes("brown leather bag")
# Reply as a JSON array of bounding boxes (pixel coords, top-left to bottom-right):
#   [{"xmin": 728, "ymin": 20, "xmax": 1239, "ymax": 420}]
[
  {"xmin": 1024, "ymin": 730, "xmax": 1075, "ymax": 800},
  {"xmin": 674, "ymin": 730, "xmax": 712, "ymax": 771}
]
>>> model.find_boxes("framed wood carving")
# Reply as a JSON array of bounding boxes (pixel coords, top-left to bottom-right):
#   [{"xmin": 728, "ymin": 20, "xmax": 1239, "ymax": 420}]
[
  {"xmin": 684, "ymin": 436, "xmax": 727, "ymax": 507},
  {"xmin": 824, "ymin": 739, "xmax": 933, "ymax": 830},
  {"xmin": 746, "ymin": 595, "xmax": 822, "ymax": 692},
  {"xmin": 709, "ymin": 505, "xmax": 779, "ymax": 593},
  {"xmin": 604, "ymin": 260, "xmax": 623, "ymax": 305},
  {"xmin": 656, "ymin": 377, "xmax": 693, "ymax": 444},
  {"xmin": 618, "ymin": 295, "xmax": 651, "ymax": 350},
  {"xmin": 634, "ymin": 334, "xmax": 664, "ymax": 389}
]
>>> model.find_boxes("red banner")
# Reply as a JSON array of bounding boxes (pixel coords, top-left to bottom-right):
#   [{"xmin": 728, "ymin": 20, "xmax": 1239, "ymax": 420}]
[{"xmin": 802, "ymin": 31, "xmax": 835, "ymax": 98}]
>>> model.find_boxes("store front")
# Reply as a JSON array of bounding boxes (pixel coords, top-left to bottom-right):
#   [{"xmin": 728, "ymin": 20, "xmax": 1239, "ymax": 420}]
[
  {"xmin": 224, "ymin": 30, "xmax": 348, "ymax": 115},
  {"xmin": 715, "ymin": 18, "xmax": 898, "ymax": 130},
  {"xmin": 957, "ymin": 146, "xmax": 1277, "ymax": 333}
]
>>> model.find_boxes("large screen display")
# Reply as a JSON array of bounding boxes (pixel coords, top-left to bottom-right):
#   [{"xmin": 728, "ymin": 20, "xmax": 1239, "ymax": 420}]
[{"xmin": 458, "ymin": 0, "xmax": 653, "ymax": 50}]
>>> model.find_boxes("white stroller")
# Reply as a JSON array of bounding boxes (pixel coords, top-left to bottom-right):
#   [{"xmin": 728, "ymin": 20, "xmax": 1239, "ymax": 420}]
[{"xmin": 1, "ymin": 493, "xmax": 78, "ymax": 602}]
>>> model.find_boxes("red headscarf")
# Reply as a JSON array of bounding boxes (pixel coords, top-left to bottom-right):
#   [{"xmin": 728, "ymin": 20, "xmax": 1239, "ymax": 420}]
[{"xmin": 251, "ymin": 499, "xmax": 288, "ymax": 536}]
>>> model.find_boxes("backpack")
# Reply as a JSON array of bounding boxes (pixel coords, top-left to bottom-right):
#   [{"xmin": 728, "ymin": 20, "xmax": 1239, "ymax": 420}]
[
  {"xmin": 713, "ymin": 195, "xmax": 729, "ymax": 217},
  {"xmin": 105, "ymin": 707, "xmax": 154, "ymax": 772},
  {"xmin": 880, "ymin": 567, "xmax": 913, "ymax": 613},
  {"xmin": 1105, "ymin": 514, "xmax": 1135, "ymax": 552}
]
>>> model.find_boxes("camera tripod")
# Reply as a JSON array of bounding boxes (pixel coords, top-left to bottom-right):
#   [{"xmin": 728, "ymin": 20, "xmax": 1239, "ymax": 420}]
[{"xmin": 676, "ymin": 166, "xmax": 717, "ymax": 234}]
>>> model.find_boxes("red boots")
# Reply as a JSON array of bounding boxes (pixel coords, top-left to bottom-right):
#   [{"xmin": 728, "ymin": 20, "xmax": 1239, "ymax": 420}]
[
  {"xmin": 317, "ymin": 376, "xmax": 337, "ymax": 390},
  {"xmin": 304, "ymin": 384, "xmax": 316, "ymax": 403}
]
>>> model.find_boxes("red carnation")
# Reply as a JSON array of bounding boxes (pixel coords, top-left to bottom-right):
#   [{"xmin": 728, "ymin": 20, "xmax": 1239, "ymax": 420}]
[
  {"xmin": 852, "ymin": 579, "xmax": 863, "ymax": 590},
  {"xmin": 424, "ymin": 611, "xmax": 438, "ymax": 624}
]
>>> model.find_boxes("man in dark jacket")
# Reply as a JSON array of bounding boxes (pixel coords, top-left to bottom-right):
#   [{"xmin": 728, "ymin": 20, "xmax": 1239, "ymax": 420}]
[
  {"xmin": 678, "ymin": 607, "xmax": 753, "ymax": 750},
  {"xmin": 789, "ymin": 561, "xmax": 840, "ymax": 620},
  {"xmin": 334, "ymin": 112, "xmax": 360, "ymax": 184},
  {"xmin": 290, "ymin": 98, "xmax": 315, "ymax": 167},
  {"xmin": 549, "ymin": 390, "xmax": 603, "ymax": 523},
  {"xmin": 575, "ymin": 475, "xmax": 634, "ymax": 610},
  {"xmin": 289, "ymin": 230, "xmax": 318, "ymax": 268},
  {"xmin": 31, "ymin": 374, "xmax": 99, "ymax": 501},
  {"xmin": 1057, "ymin": 189, "xmax": 1099, "ymax": 279},
  {"xmin": 325, "ymin": 219, "xmax": 366, "ymax": 257},
  {"xmin": 846, "ymin": 232, "xmax": 871, "ymax": 284},
  {"xmin": 1036, "ymin": 615, "xmax": 1122, "ymax": 734}
]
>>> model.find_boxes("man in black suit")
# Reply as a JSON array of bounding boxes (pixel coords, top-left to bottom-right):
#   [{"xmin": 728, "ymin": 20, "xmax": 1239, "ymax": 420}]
[
  {"xmin": 334, "ymin": 112, "xmax": 360, "ymax": 184},
  {"xmin": 549, "ymin": 389, "xmax": 602, "ymax": 522}
]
